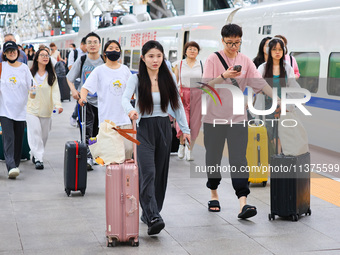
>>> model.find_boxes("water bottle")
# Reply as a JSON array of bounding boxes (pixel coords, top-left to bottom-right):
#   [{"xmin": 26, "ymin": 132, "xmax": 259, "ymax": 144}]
[{"xmin": 29, "ymin": 80, "xmax": 36, "ymax": 99}]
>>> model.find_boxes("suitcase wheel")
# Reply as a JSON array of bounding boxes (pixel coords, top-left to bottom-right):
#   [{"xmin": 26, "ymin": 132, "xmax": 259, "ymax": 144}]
[
  {"xmin": 106, "ymin": 237, "xmax": 117, "ymax": 247},
  {"xmin": 262, "ymin": 181, "xmax": 267, "ymax": 187},
  {"xmin": 306, "ymin": 208, "xmax": 312, "ymax": 216},
  {"xmin": 268, "ymin": 213, "xmax": 275, "ymax": 221},
  {"xmin": 130, "ymin": 237, "xmax": 139, "ymax": 247},
  {"xmin": 291, "ymin": 214, "xmax": 298, "ymax": 222},
  {"xmin": 65, "ymin": 188, "xmax": 71, "ymax": 196},
  {"xmin": 80, "ymin": 189, "xmax": 86, "ymax": 196}
]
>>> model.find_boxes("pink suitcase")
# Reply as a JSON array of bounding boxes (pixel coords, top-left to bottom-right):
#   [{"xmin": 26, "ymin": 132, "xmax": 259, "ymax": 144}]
[{"xmin": 105, "ymin": 124, "xmax": 140, "ymax": 247}]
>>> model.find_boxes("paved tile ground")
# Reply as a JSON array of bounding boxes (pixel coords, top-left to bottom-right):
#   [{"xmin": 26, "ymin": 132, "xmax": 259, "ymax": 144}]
[{"xmin": 1, "ymin": 99, "xmax": 340, "ymax": 255}]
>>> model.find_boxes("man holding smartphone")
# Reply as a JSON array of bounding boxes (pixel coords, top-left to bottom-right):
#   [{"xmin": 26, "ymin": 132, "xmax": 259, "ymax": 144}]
[{"xmin": 201, "ymin": 23, "xmax": 275, "ymax": 218}]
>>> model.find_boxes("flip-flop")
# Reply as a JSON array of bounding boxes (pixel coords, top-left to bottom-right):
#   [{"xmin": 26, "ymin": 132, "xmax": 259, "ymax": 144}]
[
  {"xmin": 208, "ymin": 200, "xmax": 221, "ymax": 212},
  {"xmin": 238, "ymin": 204, "xmax": 257, "ymax": 219}
]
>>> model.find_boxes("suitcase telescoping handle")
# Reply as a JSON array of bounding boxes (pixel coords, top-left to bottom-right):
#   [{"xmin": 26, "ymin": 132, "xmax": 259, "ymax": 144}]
[
  {"xmin": 133, "ymin": 120, "xmax": 137, "ymax": 164},
  {"xmin": 272, "ymin": 104, "xmax": 281, "ymax": 155},
  {"xmin": 81, "ymin": 102, "xmax": 86, "ymax": 144}
]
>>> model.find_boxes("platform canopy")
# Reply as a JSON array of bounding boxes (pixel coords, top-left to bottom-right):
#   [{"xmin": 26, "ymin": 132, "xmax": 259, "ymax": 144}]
[{"xmin": 0, "ymin": 0, "xmax": 260, "ymax": 42}]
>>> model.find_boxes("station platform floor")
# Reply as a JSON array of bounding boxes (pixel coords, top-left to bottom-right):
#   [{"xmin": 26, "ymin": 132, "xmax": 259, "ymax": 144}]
[{"xmin": 1, "ymin": 99, "xmax": 340, "ymax": 255}]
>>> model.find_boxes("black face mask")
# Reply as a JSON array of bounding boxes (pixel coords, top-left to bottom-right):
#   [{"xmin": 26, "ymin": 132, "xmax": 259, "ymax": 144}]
[
  {"xmin": 5, "ymin": 55, "xmax": 19, "ymax": 64},
  {"xmin": 105, "ymin": 51, "xmax": 120, "ymax": 61}
]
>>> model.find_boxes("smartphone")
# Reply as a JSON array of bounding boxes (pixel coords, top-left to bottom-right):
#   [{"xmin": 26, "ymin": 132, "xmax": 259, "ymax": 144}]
[{"xmin": 233, "ymin": 65, "xmax": 242, "ymax": 72}]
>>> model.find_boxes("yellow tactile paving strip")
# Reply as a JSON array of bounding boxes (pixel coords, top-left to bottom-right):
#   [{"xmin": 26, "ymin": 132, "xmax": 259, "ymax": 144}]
[
  {"xmin": 196, "ymin": 131, "xmax": 340, "ymax": 207},
  {"xmin": 310, "ymin": 172, "xmax": 340, "ymax": 207}
]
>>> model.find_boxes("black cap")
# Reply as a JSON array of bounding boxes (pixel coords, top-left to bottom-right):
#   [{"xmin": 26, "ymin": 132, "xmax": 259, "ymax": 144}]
[{"xmin": 3, "ymin": 41, "xmax": 18, "ymax": 52}]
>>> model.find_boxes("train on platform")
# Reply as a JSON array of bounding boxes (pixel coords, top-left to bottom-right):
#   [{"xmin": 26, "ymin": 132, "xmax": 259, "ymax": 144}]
[{"xmin": 24, "ymin": 0, "xmax": 340, "ymax": 153}]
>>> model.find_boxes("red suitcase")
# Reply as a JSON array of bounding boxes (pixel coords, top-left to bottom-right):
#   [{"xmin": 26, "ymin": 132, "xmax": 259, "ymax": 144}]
[{"xmin": 105, "ymin": 124, "xmax": 140, "ymax": 247}]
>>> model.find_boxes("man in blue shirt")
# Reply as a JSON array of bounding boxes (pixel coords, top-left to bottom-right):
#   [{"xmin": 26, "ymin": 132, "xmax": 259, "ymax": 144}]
[{"xmin": 0, "ymin": 34, "xmax": 27, "ymax": 64}]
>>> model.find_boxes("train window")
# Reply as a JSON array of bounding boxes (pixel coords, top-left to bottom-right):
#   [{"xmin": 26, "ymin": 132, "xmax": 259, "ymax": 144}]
[
  {"xmin": 327, "ymin": 53, "xmax": 340, "ymax": 96},
  {"xmin": 291, "ymin": 52, "xmax": 320, "ymax": 93},
  {"xmin": 124, "ymin": 49, "xmax": 131, "ymax": 68},
  {"xmin": 168, "ymin": 50, "xmax": 177, "ymax": 63},
  {"xmin": 262, "ymin": 25, "xmax": 271, "ymax": 35},
  {"xmin": 132, "ymin": 50, "xmax": 140, "ymax": 70}
]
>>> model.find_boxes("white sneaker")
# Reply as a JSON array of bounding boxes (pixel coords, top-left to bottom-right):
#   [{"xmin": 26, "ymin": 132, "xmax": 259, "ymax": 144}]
[
  {"xmin": 87, "ymin": 158, "xmax": 94, "ymax": 171},
  {"xmin": 8, "ymin": 168, "xmax": 20, "ymax": 179},
  {"xmin": 70, "ymin": 116, "xmax": 78, "ymax": 127},
  {"xmin": 185, "ymin": 146, "xmax": 194, "ymax": 161},
  {"xmin": 178, "ymin": 144, "xmax": 185, "ymax": 159}
]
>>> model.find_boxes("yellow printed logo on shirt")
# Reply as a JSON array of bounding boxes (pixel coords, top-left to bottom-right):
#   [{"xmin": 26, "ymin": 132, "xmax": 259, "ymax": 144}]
[
  {"xmin": 9, "ymin": 77, "xmax": 17, "ymax": 85},
  {"xmin": 110, "ymin": 80, "xmax": 123, "ymax": 96}
]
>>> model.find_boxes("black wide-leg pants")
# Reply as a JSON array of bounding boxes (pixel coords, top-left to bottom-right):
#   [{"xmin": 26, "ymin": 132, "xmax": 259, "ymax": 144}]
[{"xmin": 137, "ymin": 117, "xmax": 172, "ymax": 224}]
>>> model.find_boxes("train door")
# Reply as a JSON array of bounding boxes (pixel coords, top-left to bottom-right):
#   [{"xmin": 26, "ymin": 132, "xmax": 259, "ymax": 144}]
[{"xmin": 182, "ymin": 31, "xmax": 190, "ymax": 59}]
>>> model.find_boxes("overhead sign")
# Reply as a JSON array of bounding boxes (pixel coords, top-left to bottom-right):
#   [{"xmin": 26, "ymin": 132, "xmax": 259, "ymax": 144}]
[{"xmin": 0, "ymin": 5, "xmax": 18, "ymax": 13}]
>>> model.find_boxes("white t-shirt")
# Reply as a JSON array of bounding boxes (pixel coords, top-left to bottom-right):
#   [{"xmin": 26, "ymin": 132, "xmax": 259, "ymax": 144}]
[
  {"xmin": 68, "ymin": 48, "xmax": 86, "ymax": 68},
  {"xmin": 0, "ymin": 62, "xmax": 34, "ymax": 120},
  {"xmin": 173, "ymin": 59, "xmax": 203, "ymax": 88},
  {"xmin": 83, "ymin": 64, "xmax": 132, "ymax": 126},
  {"xmin": 35, "ymin": 72, "xmax": 47, "ymax": 85}
]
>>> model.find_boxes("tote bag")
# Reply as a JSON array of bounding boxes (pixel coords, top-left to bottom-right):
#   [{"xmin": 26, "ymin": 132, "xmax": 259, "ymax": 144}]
[{"xmin": 278, "ymin": 111, "xmax": 309, "ymax": 156}]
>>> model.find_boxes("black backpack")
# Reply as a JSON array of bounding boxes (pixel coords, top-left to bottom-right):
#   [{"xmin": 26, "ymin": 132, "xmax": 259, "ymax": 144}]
[
  {"xmin": 65, "ymin": 49, "xmax": 79, "ymax": 74},
  {"xmin": 55, "ymin": 61, "xmax": 67, "ymax": 77}
]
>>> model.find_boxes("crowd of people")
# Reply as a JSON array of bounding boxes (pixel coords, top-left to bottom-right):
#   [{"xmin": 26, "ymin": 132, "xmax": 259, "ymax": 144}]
[{"xmin": 0, "ymin": 24, "xmax": 301, "ymax": 236}]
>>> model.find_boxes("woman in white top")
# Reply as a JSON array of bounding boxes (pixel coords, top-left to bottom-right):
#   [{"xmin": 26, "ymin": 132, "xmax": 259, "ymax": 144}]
[
  {"xmin": 173, "ymin": 41, "xmax": 203, "ymax": 161},
  {"xmin": 49, "ymin": 42, "xmax": 65, "ymax": 63},
  {"xmin": 0, "ymin": 41, "xmax": 34, "ymax": 179},
  {"xmin": 257, "ymin": 37, "xmax": 301, "ymax": 151},
  {"xmin": 79, "ymin": 40, "xmax": 133, "ymax": 159},
  {"xmin": 27, "ymin": 48, "xmax": 63, "ymax": 170}
]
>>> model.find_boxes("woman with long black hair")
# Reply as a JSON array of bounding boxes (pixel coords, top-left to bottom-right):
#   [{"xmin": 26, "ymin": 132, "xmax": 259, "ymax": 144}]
[
  {"xmin": 253, "ymin": 36, "xmax": 272, "ymax": 68},
  {"xmin": 257, "ymin": 37, "xmax": 300, "ymax": 147},
  {"xmin": 27, "ymin": 48, "xmax": 63, "ymax": 169},
  {"xmin": 122, "ymin": 40, "xmax": 190, "ymax": 236}
]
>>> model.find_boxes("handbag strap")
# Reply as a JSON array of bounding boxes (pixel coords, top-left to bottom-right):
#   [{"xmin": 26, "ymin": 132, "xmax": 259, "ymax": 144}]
[
  {"xmin": 179, "ymin": 60, "xmax": 183, "ymax": 97},
  {"xmin": 112, "ymin": 127, "xmax": 141, "ymax": 145}
]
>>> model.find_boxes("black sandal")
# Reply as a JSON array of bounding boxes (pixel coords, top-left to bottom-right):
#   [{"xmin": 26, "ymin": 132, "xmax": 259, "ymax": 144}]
[
  {"xmin": 208, "ymin": 200, "xmax": 221, "ymax": 212},
  {"xmin": 238, "ymin": 204, "xmax": 257, "ymax": 219}
]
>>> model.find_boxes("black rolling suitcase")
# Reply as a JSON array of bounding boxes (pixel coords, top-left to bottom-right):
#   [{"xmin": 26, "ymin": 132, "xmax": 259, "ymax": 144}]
[
  {"xmin": 57, "ymin": 76, "xmax": 71, "ymax": 102},
  {"xmin": 64, "ymin": 103, "xmax": 87, "ymax": 196},
  {"xmin": 55, "ymin": 61, "xmax": 70, "ymax": 102},
  {"xmin": 268, "ymin": 121, "xmax": 311, "ymax": 221}
]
